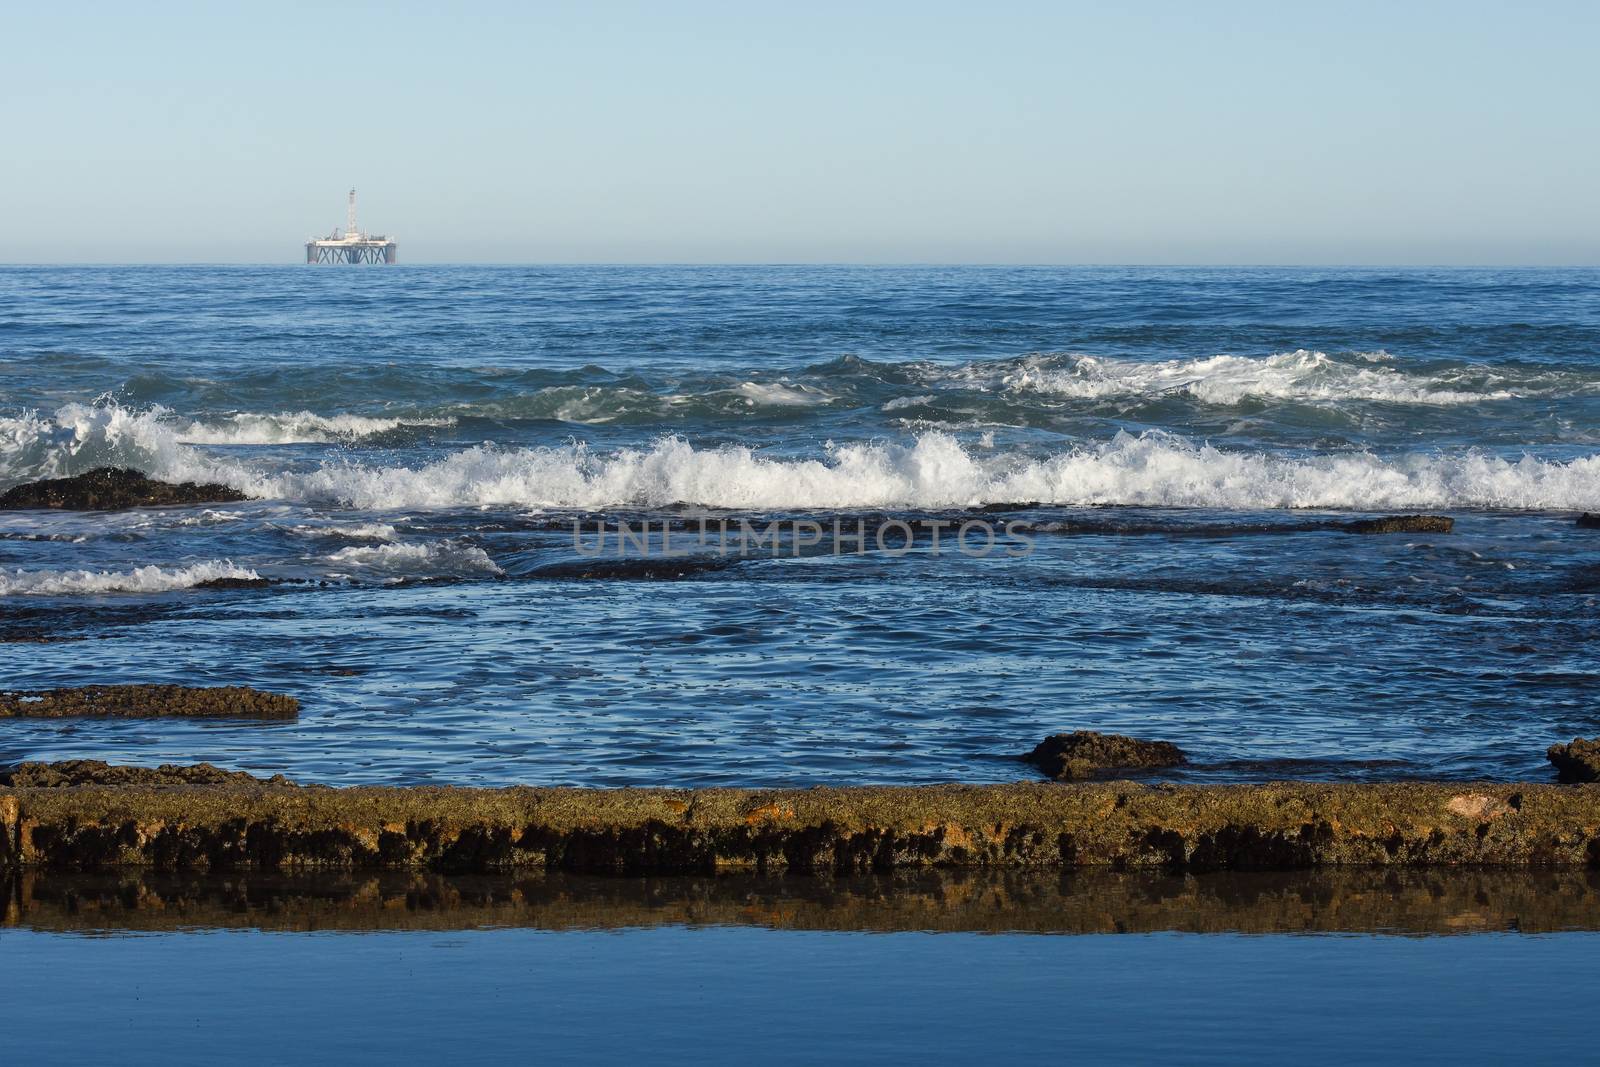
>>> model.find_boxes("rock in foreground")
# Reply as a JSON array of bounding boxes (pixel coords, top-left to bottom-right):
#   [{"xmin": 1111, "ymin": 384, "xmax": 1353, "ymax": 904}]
[
  {"xmin": 1024, "ymin": 731, "xmax": 1187, "ymax": 780},
  {"xmin": 0, "ymin": 467, "xmax": 247, "ymax": 510},
  {"xmin": 0, "ymin": 759, "xmax": 295, "ymax": 788},
  {"xmin": 1341, "ymin": 515, "xmax": 1454, "ymax": 535},
  {"xmin": 1548, "ymin": 738, "xmax": 1600, "ymax": 783},
  {"xmin": 0, "ymin": 684, "xmax": 298, "ymax": 720},
  {"xmin": 3, "ymin": 778, "xmax": 1598, "ymax": 872}
]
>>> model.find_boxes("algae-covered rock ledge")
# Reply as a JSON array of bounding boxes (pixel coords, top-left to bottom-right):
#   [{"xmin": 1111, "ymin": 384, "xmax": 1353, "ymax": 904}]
[
  {"xmin": 0, "ymin": 686, "xmax": 298, "ymax": 720},
  {"xmin": 3, "ymin": 773, "xmax": 1599, "ymax": 874}
]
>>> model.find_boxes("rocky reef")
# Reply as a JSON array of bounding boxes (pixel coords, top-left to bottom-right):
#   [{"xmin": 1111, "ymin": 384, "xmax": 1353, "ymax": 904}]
[
  {"xmin": 0, "ymin": 685, "xmax": 298, "ymax": 720},
  {"xmin": 3, "ymin": 773, "xmax": 1598, "ymax": 873},
  {"xmin": 1549, "ymin": 738, "xmax": 1600, "ymax": 783},
  {"xmin": 1023, "ymin": 731, "xmax": 1187, "ymax": 780},
  {"xmin": 1340, "ymin": 515, "xmax": 1454, "ymax": 534},
  {"xmin": 0, "ymin": 467, "xmax": 247, "ymax": 510}
]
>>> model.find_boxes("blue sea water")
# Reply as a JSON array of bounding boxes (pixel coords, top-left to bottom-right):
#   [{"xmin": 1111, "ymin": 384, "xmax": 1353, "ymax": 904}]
[
  {"xmin": 2, "ymin": 265, "xmax": 1598, "ymax": 784},
  {"xmin": 6, "ymin": 925, "xmax": 1599, "ymax": 1065}
]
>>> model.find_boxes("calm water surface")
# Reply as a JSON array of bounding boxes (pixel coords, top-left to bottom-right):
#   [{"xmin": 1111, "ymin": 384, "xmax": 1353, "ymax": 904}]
[{"xmin": 5, "ymin": 925, "xmax": 1598, "ymax": 1065}]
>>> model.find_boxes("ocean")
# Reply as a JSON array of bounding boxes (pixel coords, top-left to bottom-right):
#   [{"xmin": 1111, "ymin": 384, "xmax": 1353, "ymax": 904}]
[{"xmin": 3, "ymin": 264, "xmax": 1598, "ymax": 785}]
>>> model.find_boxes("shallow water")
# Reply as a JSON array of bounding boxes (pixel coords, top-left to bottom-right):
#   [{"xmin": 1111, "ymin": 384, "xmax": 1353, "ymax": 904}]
[{"xmin": 2, "ymin": 266, "xmax": 1598, "ymax": 784}]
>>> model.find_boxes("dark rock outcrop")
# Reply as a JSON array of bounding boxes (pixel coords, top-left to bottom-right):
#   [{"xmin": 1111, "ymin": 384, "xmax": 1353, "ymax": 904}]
[
  {"xmin": 0, "ymin": 467, "xmax": 247, "ymax": 510},
  {"xmin": 0, "ymin": 684, "xmax": 298, "ymax": 720},
  {"xmin": 1341, "ymin": 515, "xmax": 1454, "ymax": 535},
  {"xmin": 0, "ymin": 760, "xmax": 294, "ymax": 788},
  {"xmin": 1548, "ymin": 738, "xmax": 1600, "ymax": 783},
  {"xmin": 1023, "ymin": 731, "xmax": 1187, "ymax": 780},
  {"xmin": 1577, "ymin": 513, "xmax": 1600, "ymax": 530},
  {"xmin": 193, "ymin": 576, "xmax": 276, "ymax": 590}
]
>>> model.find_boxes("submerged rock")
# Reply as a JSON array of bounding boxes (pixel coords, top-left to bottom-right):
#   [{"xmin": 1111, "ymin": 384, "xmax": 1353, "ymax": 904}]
[
  {"xmin": 0, "ymin": 759, "xmax": 295, "ymax": 788},
  {"xmin": 1023, "ymin": 731, "xmax": 1187, "ymax": 780},
  {"xmin": 1341, "ymin": 515, "xmax": 1454, "ymax": 535},
  {"xmin": 1548, "ymin": 738, "xmax": 1600, "ymax": 783},
  {"xmin": 0, "ymin": 684, "xmax": 299, "ymax": 720},
  {"xmin": 1577, "ymin": 513, "xmax": 1600, "ymax": 530},
  {"xmin": 0, "ymin": 467, "xmax": 247, "ymax": 510},
  {"xmin": 531, "ymin": 556, "xmax": 737, "ymax": 580}
]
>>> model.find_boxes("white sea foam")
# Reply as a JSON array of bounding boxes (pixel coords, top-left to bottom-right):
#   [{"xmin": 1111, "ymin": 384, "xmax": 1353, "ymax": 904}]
[
  {"xmin": 242, "ymin": 433, "xmax": 1600, "ymax": 512},
  {"xmin": 287, "ymin": 522, "xmax": 399, "ymax": 541},
  {"xmin": 0, "ymin": 560, "xmax": 260, "ymax": 596},
  {"xmin": 998, "ymin": 350, "xmax": 1568, "ymax": 406},
  {"xmin": 324, "ymin": 540, "xmax": 503, "ymax": 578},
  {"xmin": 4, "ymin": 402, "xmax": 1600, "ymax": 512},
  {"xmin": 173, "ymin": 509, "xmax": 246, "ymax": 526}
]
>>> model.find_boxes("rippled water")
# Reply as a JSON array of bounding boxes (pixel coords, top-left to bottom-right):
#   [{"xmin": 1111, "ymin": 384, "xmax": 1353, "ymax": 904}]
[{"xmin": 2, "ymin": 265, "xmax": 1598, "ymax": 784}]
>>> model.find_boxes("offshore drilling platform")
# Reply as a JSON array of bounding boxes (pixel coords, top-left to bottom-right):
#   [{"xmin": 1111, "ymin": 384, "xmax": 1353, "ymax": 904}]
[{"xmin": 305, "ymin": 189, "xmax": 397, "ymax": 264}]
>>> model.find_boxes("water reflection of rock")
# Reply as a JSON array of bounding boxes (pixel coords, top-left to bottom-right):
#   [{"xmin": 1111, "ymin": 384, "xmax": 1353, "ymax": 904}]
[{"xmin": 8, "ymin": 868, "xmax": 1600, "ymax": 936}]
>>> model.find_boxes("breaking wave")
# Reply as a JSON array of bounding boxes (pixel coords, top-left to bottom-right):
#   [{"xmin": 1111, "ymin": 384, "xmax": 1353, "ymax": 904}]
[
  {"xmin": 997, "ymin": 350, "xmax": 1584, "ymax": 407},
  {"xmin": 255, "ymin": 433, "xmax": 1600, "ymax": 511},
  {"xmin": 0, "ymin": 560, "xmax": 260, "ymax": 596},
  {"xmin": 171, "ymin": 410, "xmax": 454, "ymax": 445},
  {"xmin": 4, "ymin": 401, "xmax": 1600, "ymax": 512}
]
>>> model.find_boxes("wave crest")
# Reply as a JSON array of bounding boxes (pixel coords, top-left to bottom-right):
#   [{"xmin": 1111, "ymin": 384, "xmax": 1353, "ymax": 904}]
[
  {"xmin": 172, "ymin": 411, "xmax": 454, "ymax": 445},
  {"xmin": 999, "ymin": 350, "xmax": 1573, "ymax": 407},
  {"xmin": 0, "ymin": 560, "xmax": 260, "ymax": 596}
]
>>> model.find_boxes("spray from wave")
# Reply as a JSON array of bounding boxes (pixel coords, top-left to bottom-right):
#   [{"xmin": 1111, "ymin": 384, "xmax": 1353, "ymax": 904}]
[{"xmin": 0, "ymin": 403, "xmax": 451, "ymax": 482}]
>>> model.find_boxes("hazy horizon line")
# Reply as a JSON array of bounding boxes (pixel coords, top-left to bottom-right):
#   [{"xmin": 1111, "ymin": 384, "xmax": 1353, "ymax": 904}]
[{"xmin": 2, "ymin": 260, "xmax": 1597, "ymax": 270}]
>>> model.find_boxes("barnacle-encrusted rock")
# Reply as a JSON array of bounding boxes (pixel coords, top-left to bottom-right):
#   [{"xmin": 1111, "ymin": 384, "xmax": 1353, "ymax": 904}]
[
  {"xmin": 1023, "ymin": 731, "xmax": 1187, "ymax": 780},
  {"xmin": 0, "ymin": 685, "xmax": 298, "ymax": 720},
  {"xmin": 0, "ymin": 467, "xmax": 247, "ymax": 510},
  {"xmin": 1, "ymin": 778, "xmax": 1597, "ymax": 873},
  {"xmin": 1342, "ymin": 515, "xmax": 1454, "ymax": 535},
  {"xmin": 1548, "ymin": 738, "xmax": 1600, "ymax": 783}
]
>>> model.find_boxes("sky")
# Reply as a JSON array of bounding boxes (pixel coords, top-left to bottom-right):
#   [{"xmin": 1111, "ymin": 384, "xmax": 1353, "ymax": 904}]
[{"xmin": 2, "ymin": 1, "xmax": 1596, "ymax": 264}]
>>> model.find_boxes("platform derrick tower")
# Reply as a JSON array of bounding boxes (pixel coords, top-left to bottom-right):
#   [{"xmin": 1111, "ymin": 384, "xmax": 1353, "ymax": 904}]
[{"xmin": 305, "ymin": 189, "xmax": 397, "ymax": 264}]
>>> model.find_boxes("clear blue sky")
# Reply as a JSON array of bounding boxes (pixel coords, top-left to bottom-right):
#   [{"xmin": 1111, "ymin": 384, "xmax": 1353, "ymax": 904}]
[{"xmin": 3, "ymin": 1, "xmax": 1595, "ymax": 264}]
